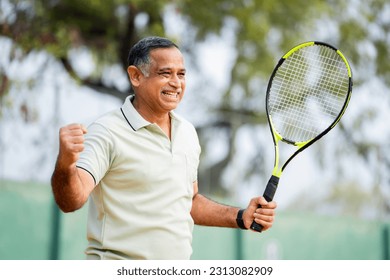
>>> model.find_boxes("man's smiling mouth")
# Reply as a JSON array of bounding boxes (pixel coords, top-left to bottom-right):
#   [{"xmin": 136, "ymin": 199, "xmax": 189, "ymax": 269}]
[{"xmin": 162, "ymin": 91, "xmax": 179, "ymax": 98}]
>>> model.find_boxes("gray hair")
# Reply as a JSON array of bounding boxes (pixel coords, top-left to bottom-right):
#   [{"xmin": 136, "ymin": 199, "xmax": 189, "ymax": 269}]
[{"xmin": 127, "ymin": 36, "xmax": 179, "ymax": 76}]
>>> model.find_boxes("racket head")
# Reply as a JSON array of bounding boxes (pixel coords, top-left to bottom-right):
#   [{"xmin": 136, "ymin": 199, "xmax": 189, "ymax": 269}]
[{"xmin": 266, "ymin": 41, "xmax": 352, "ymax": 150}]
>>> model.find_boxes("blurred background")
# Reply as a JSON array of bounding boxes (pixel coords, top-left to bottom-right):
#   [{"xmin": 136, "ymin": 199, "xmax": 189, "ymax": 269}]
[{"xmin": 0, "ymin": 0, "xmax": 389, "ymax": 260}]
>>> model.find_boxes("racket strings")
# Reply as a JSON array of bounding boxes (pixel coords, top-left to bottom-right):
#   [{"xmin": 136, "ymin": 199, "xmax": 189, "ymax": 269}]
[{"xmin": 268, "ymin": 45, "xmax": 350, "ymax": 142}]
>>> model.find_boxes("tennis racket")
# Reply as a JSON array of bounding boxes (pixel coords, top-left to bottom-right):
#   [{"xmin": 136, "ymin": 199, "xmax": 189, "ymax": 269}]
[{"xmin": 250, "ymin": 41, "xmax": 353, "ymax": 232}]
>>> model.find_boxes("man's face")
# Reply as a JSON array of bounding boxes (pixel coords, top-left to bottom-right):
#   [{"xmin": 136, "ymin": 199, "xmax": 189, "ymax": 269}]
[{"xmin": 135, "ymin": 47, "xmax": 186, "ymax": 115}]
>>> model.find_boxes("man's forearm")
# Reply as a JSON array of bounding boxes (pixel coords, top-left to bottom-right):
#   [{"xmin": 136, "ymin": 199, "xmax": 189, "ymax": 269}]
[
  {"xmin": 51, "ymin": 162, "xmax": 87, "ymax": 213},
  {"xmin": 190, "ymin": 193, "xmax": 240, "ymax": 228}
]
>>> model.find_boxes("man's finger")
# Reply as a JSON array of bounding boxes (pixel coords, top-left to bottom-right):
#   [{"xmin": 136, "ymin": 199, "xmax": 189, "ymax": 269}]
[
  {"xmin": 65, "ymin": 123, "xmax": 88, "ymax": 134},
  {"xmin": 80, "ymin": 124, "xmax": 87, "ymax": 134}
]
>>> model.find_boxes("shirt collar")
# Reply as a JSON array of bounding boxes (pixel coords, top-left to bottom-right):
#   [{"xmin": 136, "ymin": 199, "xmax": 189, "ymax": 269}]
[
  {"xmin": 121, "ymin": 95, "xmax": 150, "ymax": 131},
  {"xmin": 121, "ymin": 95, "xmax": 181, "ymax": 131}
]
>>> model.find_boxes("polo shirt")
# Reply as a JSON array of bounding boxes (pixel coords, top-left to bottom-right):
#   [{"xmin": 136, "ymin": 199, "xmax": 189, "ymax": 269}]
[{"xmin": 76, "ymin": 95, "xmax": 201, "ymax": 259}]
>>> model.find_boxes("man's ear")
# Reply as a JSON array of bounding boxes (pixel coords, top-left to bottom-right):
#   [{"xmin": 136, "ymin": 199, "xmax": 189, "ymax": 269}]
[{"xmin": 127, "ymin": 66, "xmax": 142, "ymax": 87}]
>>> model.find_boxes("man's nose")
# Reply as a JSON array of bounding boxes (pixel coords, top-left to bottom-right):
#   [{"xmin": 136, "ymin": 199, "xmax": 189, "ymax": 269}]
[{"xmin": 169, "ymin": 74, "xmax": 181, "ymax": 87}]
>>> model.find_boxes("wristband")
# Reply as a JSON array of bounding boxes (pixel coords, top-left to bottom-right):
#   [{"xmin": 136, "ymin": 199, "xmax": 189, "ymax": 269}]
[{"xmin": 236, "ymin": 209, "xmax": 248, "ymax": 230}]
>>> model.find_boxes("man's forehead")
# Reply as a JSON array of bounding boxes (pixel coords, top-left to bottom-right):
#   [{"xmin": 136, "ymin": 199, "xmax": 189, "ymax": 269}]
[{"xmin": 149, "ymin": 47, "xmax": 185, "ymax": 68}]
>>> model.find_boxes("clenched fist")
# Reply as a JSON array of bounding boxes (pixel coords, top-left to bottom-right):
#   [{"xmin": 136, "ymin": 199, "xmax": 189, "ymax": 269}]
[
  {"xmin": 52, "ymin": 123, "xmax": 94, "ymax": 212},
  {"xmin": 58, "ymin": 123, "xmax": 87, "ymax": 168}
]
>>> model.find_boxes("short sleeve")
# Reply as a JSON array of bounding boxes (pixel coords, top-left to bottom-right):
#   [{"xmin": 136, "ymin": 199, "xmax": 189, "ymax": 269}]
[{"xmin": 76, "ymin": 122, "xmax": 114, "ymax": 185}]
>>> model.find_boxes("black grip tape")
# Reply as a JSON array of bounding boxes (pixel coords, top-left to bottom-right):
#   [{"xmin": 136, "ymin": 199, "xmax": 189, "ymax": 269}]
[
  {"xmin": 250, "ymin": 175, "xmax": 279, "ymax": 232},
  {"xmin": 263, "ymin": 175, "xmax": 279, "ymax": 202}
]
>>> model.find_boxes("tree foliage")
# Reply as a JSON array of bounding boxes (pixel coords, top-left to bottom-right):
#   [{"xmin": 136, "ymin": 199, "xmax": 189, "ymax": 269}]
[
  {"xmin": 1, "ymin": 0, "xmax": 171, "ymax": 99},
  {"xmin": 2, "ymin": 0, "xmax": 389, "ymax": 95}
]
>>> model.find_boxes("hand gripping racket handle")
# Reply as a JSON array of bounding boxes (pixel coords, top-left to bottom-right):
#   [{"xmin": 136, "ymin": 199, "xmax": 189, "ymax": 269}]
[{"xmin": 250, "ymin": 175, "xmax": 279, "ymax": 232}]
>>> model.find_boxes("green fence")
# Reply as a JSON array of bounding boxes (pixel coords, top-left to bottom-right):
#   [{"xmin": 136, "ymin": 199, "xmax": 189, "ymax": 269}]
[
  {"xmin": 1, "ymin": 180, "xmax": 388, "ymax": 260},
  {"xmin": 192, "ymin": 213, "xmax": 390, "ymax": 260}
]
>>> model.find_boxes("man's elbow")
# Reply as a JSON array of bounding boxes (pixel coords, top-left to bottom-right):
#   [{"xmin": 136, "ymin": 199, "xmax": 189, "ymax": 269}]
[{"xmin": 54, "ymin": 196, "xmax": 86, "ymax": 213}]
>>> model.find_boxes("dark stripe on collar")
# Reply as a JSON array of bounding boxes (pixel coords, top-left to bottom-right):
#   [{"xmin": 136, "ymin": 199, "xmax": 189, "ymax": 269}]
[{"xmin": 120, "ymin": 108, "xmax": 136, "ymax": 131}]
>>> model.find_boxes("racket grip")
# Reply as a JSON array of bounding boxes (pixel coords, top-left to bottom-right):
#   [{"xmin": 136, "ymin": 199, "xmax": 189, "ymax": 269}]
[{"xmin": 250, "ymin": 175, "xmax": 279, "ymax": 232}]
